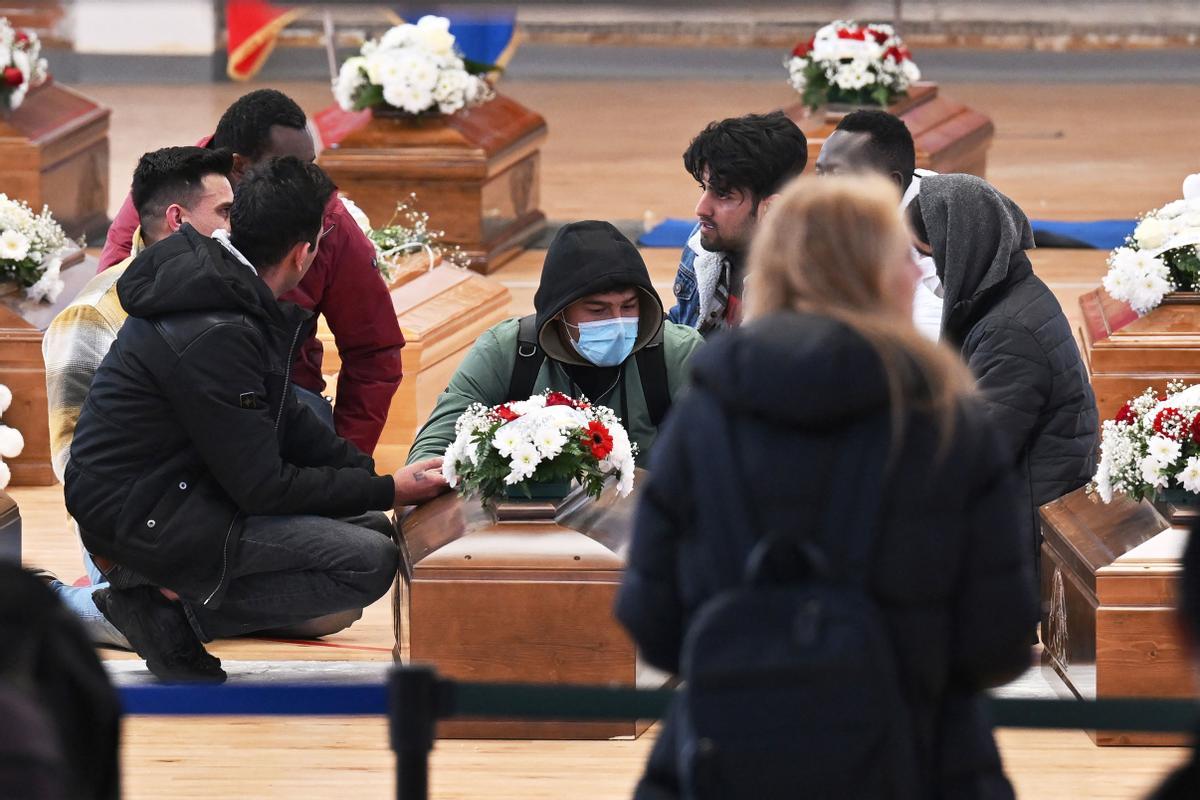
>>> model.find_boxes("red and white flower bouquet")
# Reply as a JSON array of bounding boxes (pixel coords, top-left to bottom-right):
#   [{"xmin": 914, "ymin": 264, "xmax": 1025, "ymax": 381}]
[
  {"xmin": 442, "ymin": 391, "xmax": 637, "ymax": 506},
  {"xmin": 0, "ymin": 18, "xmax": 48, "ymax": 112},
  {"xmin": 1092, "ymin": 381, "xmax": 1200, "ymax": 504},
  {"xmin": 786, "ymin": 20, "xmax": 920, "ymax": 111}
]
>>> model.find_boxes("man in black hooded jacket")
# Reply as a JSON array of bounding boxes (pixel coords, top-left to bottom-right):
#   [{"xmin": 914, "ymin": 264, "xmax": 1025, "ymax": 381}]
[
  {"xmin": 408, "ymin": 221, "xmax": 704, "ymax": 465},
  {"xmin": 910, "ymin": 174, "xmax": 1098, "ymax": 572},
  {"xmin": 65, "ymin": 157, "xmax": 447, "ymax": 682}
]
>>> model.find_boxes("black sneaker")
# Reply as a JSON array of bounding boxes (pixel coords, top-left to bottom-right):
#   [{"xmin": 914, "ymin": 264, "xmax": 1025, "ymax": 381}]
[{"xmin": 92, "ymin": 586, "xmax": 226, "ymax": 684}]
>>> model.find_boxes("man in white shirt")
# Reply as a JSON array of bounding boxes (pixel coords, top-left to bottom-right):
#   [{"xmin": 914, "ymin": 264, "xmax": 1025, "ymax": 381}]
[{"xmin": 815, "ymin": 110, "xmax": 943, "ymax": 341}]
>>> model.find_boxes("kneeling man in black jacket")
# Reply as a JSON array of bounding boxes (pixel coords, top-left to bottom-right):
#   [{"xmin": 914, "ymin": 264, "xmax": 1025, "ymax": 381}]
[{"xmin": 65, "ymin": 157, "xmax": 446, "ymax": 682}]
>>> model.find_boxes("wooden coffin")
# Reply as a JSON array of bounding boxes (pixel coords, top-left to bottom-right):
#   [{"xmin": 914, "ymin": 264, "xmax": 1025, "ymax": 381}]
[
  {"xmin": 317, "ymin": 261, "xmax": 510, "ymax": 474},
  {"xmin": 785, "ymin": 82, "xmax": 994, "ymax": 177},
  {"xmin": 1079, "ymin": 288, "xmax": 1200, "ymax": 421},
  {"xmin": 395, "ymin": 474, "xmax": 662, "ymax": 739},
  {"xmin": 1040, "ymin": 487, "xmax": 1198, "ymax": 745},
  {"xmin": 0, "ymin": 251, "xmax": 97, "ymax": 486},
  {"xmin": 0, "ymin": 81, "xmax": 111, "ymax": 242},
  {"xmin": 0, "ymin": 490, "xmax": 19, "ymax": 563},
  {"xmin": 317, "ymin": 94, "xmax": 547, "ymax": 273}
]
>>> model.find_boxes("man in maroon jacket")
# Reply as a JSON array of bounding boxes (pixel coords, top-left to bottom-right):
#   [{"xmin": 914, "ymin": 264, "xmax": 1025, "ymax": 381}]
[{"xmin": 98, "ymin": 89, "xmax": 403, "ymax": 455}]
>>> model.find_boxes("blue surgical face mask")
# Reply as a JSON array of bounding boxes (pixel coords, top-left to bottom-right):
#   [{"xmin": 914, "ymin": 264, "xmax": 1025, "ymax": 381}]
[{"xmin": 566, "ymin": 316, "xmax": 639, "ymax": 367}]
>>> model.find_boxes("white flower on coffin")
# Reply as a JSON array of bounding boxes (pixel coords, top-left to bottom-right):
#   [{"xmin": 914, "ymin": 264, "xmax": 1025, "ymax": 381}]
[
  {"xmin": 0, "ymin": 229, "xmax": 30, "ymax": 261},
  {"xmin": 1149, "ymin": 435, "xmax": 1183, "ymax": 464},
  {"xmin": 492, "ymin": 424, "xmax": 521, "ymax": 458},
  {"xmin": 1140, "ymin": 457, "xmax": 1169, "ymax": 489},
  {"xmin": 379, "ymin": 24, "xmax": 417, "ymax": 51},
  {"xmin": 1179, "ymin": 457, "xmax": 1200, "ymax": 494},
  {"xmin": 334, "ymin": 56, "xmax": 367, "ymax": 110},
  {"xmin": 0, "ymin": 383, "xmax": 10, "ymax": 414},
  {"xmin": 1133, "ymin": 217, "xmax": 1170, "ymax": 250},
  {"xmin": 1183, "ymin": 173, "xmax": 1200, "ymax": 201},
  {"xmin": 506, "ymin": 443, "xmax": 540, "ymax": 484},
  {"xmin": 339, "ymin": 195, "xmax": 372, "ymax": 235},
  {"xmin": 414, "ymin": 15, "xmax": 456, "ymax": 57},
  {"xmin": 0, "ymin": 424, "xmax": 23, "ymax": 458},
  {"xmin": 532, "ymin": 425, "xmax": 567, "ymax": 459}
]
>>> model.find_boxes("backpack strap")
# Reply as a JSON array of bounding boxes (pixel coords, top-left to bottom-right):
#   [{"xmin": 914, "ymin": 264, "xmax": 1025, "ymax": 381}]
[
  {"xmin": 634, "ymin": 319, "xmax": 670, "ymax": 427},
  {"xmin": 507, "ymin": 314, "xmax": 545, "ymax": 402}
]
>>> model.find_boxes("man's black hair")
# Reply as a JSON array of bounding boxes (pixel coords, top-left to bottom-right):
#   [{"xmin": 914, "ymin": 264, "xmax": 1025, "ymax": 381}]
[
  {"xmin": 130, "ymin": 146, "xmax": 234, "ymax": 226},
  {"xmin": 835, "ymin": 109, "xmax": 917, "ymax": 189},
  {"xmin": 683, "ymin": 111, "xmax": 809, "ymax": 209},
  {"xmin": 210, "ymin": 89, "xmax": 307, "ymax": 162},
  {"xmin": 230, "ymin": 156, "xmax": 335, "ymax": 270}
]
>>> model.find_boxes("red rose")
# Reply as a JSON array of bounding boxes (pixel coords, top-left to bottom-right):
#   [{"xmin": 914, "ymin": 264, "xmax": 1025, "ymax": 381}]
[
  {"xmin": 837, "ymin": 27, "xmax": 866, "ymax": 41},
  {"xmin": 2, "ymin": 67, "xmax": 23, "ymax": 88},
  {"xmin": 495, "ymin": 404, "xmax": 519, "ymax": 422},
  {"xmin": 1114, "ymin": 402, "xmax": 1135, "ymax": 424},
  {"xmin": 791, "ymin": 38, "xmax": 813, "ymax": 57},
  {"xmin": 1191, "ymin": 413, "xmax": 1200, "ymax": 443},
  {"xmin": 14, "ymin": 32, "xmax": 28, "ymax": 45},
  {"xmin": 545, "ymin": 391, "xmax": 575, "ymax": 408},
  {"xmin": 582, "ymin": 421, "xmax": 613, "ymax": 460},
  {"xmin": 1153, "ymin": 407, "xmax": 1188, "ymax": 440},
  {"xmin": 885, "ymin": 45, "xmax": 911, "ymax": 62},
  {"xmin": 869, "ymin": 29, "xmax": 890, "ymax": 45}
]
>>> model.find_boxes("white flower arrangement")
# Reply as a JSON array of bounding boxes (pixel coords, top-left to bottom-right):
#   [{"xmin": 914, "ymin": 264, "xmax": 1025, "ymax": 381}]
[
  {"xmin": 0, "ymin": 17, "xmax": 48, "ymax": 112},
  {"xmin": 1092, "ymin": 381, "xmax": 1200, "ymax": 504},
  {"xmin": 0, "ymin": 383, "xmax": 22, "ymax": 489},
  {"xmin": 1102, "ymin": 173, "xmax": 1200, "ymax": 315},
  {"xmin": 340, "ymin": 192, "xmax": 469, "ymax": 280},
  {"xmin": 786, "ymin": 21, "xmax": 921, "ymax": 110},
  {"xmin": 443, "ymin": 391, "xmax": 637, "ymax": 506},
  {"xmin": 333, "ymin": 15, "xmax": 494, "ymax": 116},
  {"xmin": 0, "ymin": 193, "xmax": 76, "ymax": 303}
]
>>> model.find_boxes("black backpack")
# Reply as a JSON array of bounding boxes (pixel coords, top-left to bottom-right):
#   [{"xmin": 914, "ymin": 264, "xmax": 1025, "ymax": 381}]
[
  {"xmin": 675, "ymin": 416, "xmax": 919, "ymax": 800},
  {"xmin": 506, "ymin": 314, "xmax": 671, "ymax": 425}
]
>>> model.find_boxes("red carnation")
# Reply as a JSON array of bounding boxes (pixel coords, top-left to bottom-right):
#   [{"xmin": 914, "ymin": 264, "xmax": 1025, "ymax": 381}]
[
  {"xmin": 885, "ymin": 45, "xmax": 911, "ymax": 62},
  {"xmin": 495, "ymin": 404, "xmax": 520, "ymax": 422},
  {"xmin": 14, "ymin": 32, "xmax": 28, "ymax": 45},
  {"xmin": 545, "ymin": 391, "xmax": 575, "ymax": 408},
  {"xmin": 1191, "ymin": 413, "xmax": 1200, "ymax": 443},
  {"xmin": 1153, "ymin": 407, "xmax": 1188, "ymax": 441},
  {"xmin": 837, "ymin": 27, "xmax": 867, "ymax": 41},
  {"xmin": 2, "ymin": 67, "xmax": 23, "ymax": 88},
  {"xmin": 1114, "ymin": 402, "xmax": 1136, "ymax": 425},
  {"xmin": 869, "ymin": 29, "xmax": 890, "ymax": 45},
  {"xmin": 582, "ymin": 421, "xmax": 613, "ymax": 460},
  {"xmin": 791, "ymin": 38, "xmax": 813, "ymax": 57}
]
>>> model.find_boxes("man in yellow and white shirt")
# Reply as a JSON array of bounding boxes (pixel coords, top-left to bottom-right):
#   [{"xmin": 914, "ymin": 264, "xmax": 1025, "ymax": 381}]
[{"xmin": 40, "ymin": 146, "xmax": 234, "ymax": 647}]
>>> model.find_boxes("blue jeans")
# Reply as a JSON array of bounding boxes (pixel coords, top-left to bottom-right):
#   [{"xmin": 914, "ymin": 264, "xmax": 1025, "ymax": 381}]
[{"xmin": 49, "ymin": 531, "xmax": 129, "ymax": 649}]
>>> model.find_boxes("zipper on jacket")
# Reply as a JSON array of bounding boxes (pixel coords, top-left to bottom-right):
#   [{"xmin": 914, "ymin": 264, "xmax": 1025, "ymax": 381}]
[
  {"xmin": 274, "ymin": 322, "xmax": 304, "ymax": 433},
  {"xmin": 203, "ymin": 511, "xmax": 241, "ymax": 606}
]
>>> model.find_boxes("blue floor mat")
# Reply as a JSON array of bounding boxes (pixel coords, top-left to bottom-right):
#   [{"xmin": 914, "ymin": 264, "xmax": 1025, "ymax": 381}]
[{"xmin": 637, "ymin": 217, "xmax": 1137, "ymax": 250}]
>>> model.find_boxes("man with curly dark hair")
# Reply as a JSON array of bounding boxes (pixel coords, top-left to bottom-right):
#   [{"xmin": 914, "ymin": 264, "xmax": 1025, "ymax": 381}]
[{"xmin": 668, "ymin": 111, "xmax": 808, "ymax": 336}]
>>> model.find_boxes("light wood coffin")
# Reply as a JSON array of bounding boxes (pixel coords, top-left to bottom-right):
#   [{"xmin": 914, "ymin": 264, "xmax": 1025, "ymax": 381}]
[
  {"xmin": 1040, "ymin": 487, "xmax": 1198, "ymax": 745},
  {"xmin": 394, "ymin": 473, "xmax": 662, "ymax": 739},
  {"xmin": 0, "ymin": 252, "xmax": 97, "ymax": 486},
  {"xmin": 785, "ymin": 82, "xmax": 994, "ymax": 177},
  {"xmin": 0, "ymin": 81, "xmax": 110, "ymax": 241},
  {"xmin": 1079, "ymin": 289, "xmax": 1200, "ymax": 422},
  {"xmin": 317, "ymin": 261, "xmax": 510, "ymax": 475},
  {"xmin": 317, "ymin": 94, "xmax": 547, "ymax": 274}
]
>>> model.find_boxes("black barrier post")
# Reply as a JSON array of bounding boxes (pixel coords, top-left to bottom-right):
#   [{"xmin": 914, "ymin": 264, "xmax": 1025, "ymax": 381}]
[{"xmin": 389, "ymin": 666, "xmax": 449, "ymax": 800}]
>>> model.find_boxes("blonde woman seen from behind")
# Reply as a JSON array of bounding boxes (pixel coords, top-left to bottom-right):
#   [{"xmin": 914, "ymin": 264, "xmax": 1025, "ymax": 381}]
[{"xmin": 617, "ymin": 176, "xmax": 1037, "ymax": 800}]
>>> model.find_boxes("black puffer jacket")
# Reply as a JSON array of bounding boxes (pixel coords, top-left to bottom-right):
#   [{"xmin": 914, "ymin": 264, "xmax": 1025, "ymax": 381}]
[
  {"xmin": 65, "ymin": 226, "xmax": 394, "ymax": 606},
  {"xmin": 616, "ymin": 311, "xmax": 1037, "ymax": 799},
  {"xmin": 918, "ymin": 174, "xmax": 1098, "ymax": 561}
]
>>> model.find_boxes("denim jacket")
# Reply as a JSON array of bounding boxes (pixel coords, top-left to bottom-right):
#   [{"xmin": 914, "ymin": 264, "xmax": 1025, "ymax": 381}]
[{"xmin": 667, "ymin": 223, "xmax": 728, "ymax": 332}]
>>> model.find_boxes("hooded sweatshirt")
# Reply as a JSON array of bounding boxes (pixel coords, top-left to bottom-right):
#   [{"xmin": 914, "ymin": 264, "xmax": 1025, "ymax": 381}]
[
  {"xmin": 408, "ymin": 221, "xmax": 704, "ymax": 464},
  {"xmin": 917, "ymin": 174, "xmax": 1098, "ymax": 563},
  {"xmin": 65, "ymin": 225, "xmax": 394, "ymax": 606}
]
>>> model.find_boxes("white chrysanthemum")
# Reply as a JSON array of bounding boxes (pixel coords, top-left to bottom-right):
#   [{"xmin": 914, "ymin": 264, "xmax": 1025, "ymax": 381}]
[
  {"xmin": 1134, "ymin": 216, "xmax": 1170, "ymax": 250},
  {"xmin": 414, "ymin": 15, "xmax": 456, "ymax": 56},
  {"xmin": 379, "ymin": 23, "xmax": 417, "ymax": 51},
  {"xmin": 383, "ymin": 81, "xmax": 434, "ymax": 115},
  {"xmin": 1141, "ymin": 456, "xmax": 1169, "ymax": 488},
  {"xmin": 492, "ymin": 424, "xmax": 521, "ymax": 458},
  {"xmin": 1183, "ymin": 172, "xmax": 1200, "ymax": 201},
  {"xmin": 0, "ymin": 425, "xmax": 23, "ymax": 458},
  {"xmin": 0, "ymin": 459, "xmax": 9, "ymax": 490},
  {"xmin": 507, "ymin": 443, "xmax": 541, "ymax": 482},
  {"xmin": 532, "ymin": 426, "xmax": 567, "ymax": 459},
  {"xmin": 0, "ymin": 229, "xmax": 31, "ymax": 261},
  {"xmin": 1093, "ymin": 447, "xmax": 1114, "ymax": 503},
  {"xmin": 333, "ymin": 56, "xmax": 367, "ymax": 111},
  {"xmin": 1159, "ymin": 199, "xmax": 1188, "ymax": 220},
  {"xmin": 0, "ymin": 383, "xmax": 10, "ymax": 415},
  {"xmin": 1178, "ymin": 456, "xmax": 1200, "ymax": 494},
  {"xmin": 900, "ymin": 58, "xmax": 921, "ymax": 83},
  {"xmin": 1148, "ymin": 435, "xmax": 1183, "ymax": 464},
  {"xmin": 365, "ymin": 49, "xmax": 404, "ymax": 86}
]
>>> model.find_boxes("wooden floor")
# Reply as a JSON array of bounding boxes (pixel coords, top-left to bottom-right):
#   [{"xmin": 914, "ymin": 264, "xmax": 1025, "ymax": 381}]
[{"xmin": 12, "ymin": 77, "xmax": 1200, "ymax": 797}]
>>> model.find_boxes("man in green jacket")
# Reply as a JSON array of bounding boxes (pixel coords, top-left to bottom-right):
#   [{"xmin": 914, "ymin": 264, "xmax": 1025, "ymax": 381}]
[{"xmin": 409, "ymin": 221, "xmax": 703, "ymax": 465}]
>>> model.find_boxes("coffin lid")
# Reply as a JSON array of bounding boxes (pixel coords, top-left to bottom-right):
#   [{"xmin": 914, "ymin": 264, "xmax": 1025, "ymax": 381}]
[{"xmin": 1081, "ymin": 288, "xmax": 1200, "ymax": 371}]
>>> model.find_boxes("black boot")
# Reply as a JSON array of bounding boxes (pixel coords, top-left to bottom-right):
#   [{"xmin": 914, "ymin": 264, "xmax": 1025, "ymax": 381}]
[{"xmin": 92, "ymin": 586, "xmax": 226, "ymax": 683}]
